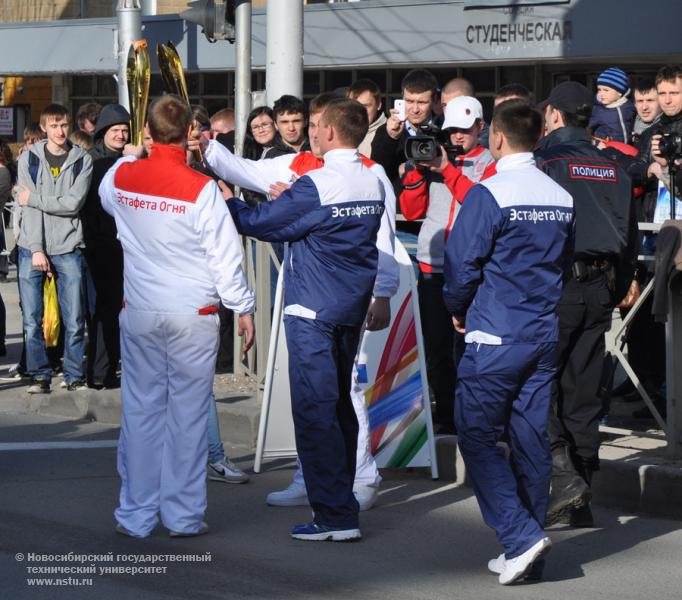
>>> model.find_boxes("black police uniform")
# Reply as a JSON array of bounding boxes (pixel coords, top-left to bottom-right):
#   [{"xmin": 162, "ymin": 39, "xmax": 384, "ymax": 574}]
[{"xmin": 535, "ymin": 126, "xmax": 637, "ymax": 477}]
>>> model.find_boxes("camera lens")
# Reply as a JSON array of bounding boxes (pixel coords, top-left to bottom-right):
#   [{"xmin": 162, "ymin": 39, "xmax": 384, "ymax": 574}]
[{"xmin": 415, "ymin": 142, "xmax": 432, "ymax": 158}]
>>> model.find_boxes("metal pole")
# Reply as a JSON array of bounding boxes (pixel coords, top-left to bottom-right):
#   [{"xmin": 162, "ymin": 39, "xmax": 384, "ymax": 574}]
[
  {"xmin": 116, "ymin": 0, "xmax": 142, "ymax": 110},
  {"xmin": 233, "ymin": 1, "xmax": 252, "ymax": 158},
  {"xmin": 666, "ymin": 274, "xmax": 682, "ymax": 458},
  {"xmin": 233, "ymin": 1, "xmax": 254, "ymax": 376},
  {"xmin": 266, "ymin": 0, "xmax": 304, "ymax": 105}
]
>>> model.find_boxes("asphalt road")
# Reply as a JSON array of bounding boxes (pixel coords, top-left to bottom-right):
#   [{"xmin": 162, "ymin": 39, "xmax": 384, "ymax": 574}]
[{"xmin": 2, "ymin": 412, "xmax": 682, "ymax": 600}]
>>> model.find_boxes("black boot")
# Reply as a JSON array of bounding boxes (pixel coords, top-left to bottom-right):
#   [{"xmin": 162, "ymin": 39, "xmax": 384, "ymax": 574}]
[
  {"xmin": 569, "ymin": 466, "xmax": 595, "ymax": 527},
  {"xmin": 545, "ymin": 446, "xmax": 591, "ymax": 527},
  {"xmin": 569, "ymin": 503, "xmax": 594, "ymax": 527}
]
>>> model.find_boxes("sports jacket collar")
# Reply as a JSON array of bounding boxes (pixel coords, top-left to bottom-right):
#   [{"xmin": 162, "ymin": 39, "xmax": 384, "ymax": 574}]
[
  {"xmin": 495, "ymin": 152, "xmax": 535, "ymax": 172},
  {"xmin": 148, "ymin": 143, "xmax": 187, "ymax": 164},
  {"xmin": 322, "ymin": 148, "xmax": 360, "ymax": 162}
]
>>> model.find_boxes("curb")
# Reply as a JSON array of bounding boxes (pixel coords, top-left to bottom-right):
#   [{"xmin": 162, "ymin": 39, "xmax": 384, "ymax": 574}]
[{"xmin": 3, "ymin": 391, "xmax": 682, "ymax": 521}]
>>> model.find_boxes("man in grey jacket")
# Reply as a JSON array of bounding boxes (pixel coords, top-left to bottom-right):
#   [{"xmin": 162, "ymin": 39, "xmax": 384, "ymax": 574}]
[{"xmin": 14, "ymin": 103, "xmax": 93, "ymax": 393}]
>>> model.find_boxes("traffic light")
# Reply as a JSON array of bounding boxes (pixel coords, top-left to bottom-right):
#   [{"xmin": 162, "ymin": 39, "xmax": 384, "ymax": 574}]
[{"xmin": 181, "ymin": 0, "xmax": 236, "ymax": 44}]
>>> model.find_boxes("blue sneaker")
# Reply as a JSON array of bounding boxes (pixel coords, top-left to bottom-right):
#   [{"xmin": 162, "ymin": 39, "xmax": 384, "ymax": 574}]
[{"xmin": 290, "ymin": 522, "xmax": 361, "ymax": 542}]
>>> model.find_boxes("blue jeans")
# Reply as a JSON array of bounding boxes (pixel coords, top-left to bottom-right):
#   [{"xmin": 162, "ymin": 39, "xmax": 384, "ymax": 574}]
[
  {"xmin": 18, "ymin": 247, "xmax": 86, "ymax": 383},
  {"xmin": 207, "ymin": 393, "xmax": 225, "ymax": 463}
]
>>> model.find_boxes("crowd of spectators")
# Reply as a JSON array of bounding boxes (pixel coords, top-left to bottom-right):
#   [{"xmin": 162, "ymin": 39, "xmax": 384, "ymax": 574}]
[{"xmin": 0, "ymin": 62, "xmax": 679, "ymax": 435}]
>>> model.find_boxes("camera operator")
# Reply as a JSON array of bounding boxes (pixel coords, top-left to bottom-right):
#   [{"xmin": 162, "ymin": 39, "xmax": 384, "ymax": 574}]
[
  {"xmin": 399, "ymin": 96, "xmax": 495, "ymax": 434},
  {"xmin": 371, "ymin": 69, "xmax": 438, "ymax": 190}
]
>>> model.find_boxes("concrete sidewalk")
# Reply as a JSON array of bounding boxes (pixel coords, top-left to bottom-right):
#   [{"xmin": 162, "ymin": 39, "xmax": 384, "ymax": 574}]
[{"xmin": 1, "ymin": 275, "xmax": 681, "ymax": 521}]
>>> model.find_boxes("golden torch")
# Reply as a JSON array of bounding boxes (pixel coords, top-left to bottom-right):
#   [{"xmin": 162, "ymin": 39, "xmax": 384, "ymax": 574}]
[
  {"xmin": 157, "ymin": 41, "xmax": 202, "ymax": 162},
  {"xmin": 126, "ymin": 40, "xmax": 151, "ymax": 147}
]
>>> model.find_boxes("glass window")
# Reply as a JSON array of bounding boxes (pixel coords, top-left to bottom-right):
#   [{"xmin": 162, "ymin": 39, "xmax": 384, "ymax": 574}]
[
  {"xmin": 150, "ymin": 74, "xmax": 165, "ymax": 97},
  {"xmin": 430, "ymin": 67, "xmax": 459, "ymax": 89},
  {"xmin": 203, "ymin": 98, "xmax": 230, "ymax": 116},
  {"xmin": 204, "ymin": 72, "xmax": 229, "ymax": 96},
  {"xmin": 72, "ymin": 76, "xmax": 93, "ymax": 97},
  {"xmin": 303, "ymin": 71, "xmax": 321, "ymax": 95},
  {"xmin": 461, "ymin": 67, "xmax": 496, "ymax": 92},
  {"xmin": 251, "ymin": 71, "xmax": 265, "ymax": 91},
  {"xmin": 96, "ymin": 75, "xmax": 117, "ymax": 97},
  {"xmin": 355, "ymin": 70, "xmax": 387, "ymax": 92},
  {"xmin": 325, "ymin": 70, "xmax": 353, "ymax": 92},
  {"xmin": 186, "ymin": 73, "xmax": 200, "ymax": 96},
  {"xmin": 390, "ymin": 69, "xmax": 411, "ymax": 94},
  {"xmin": 499, "ymin": 66, "xmax": 535, "ymax": 91}
]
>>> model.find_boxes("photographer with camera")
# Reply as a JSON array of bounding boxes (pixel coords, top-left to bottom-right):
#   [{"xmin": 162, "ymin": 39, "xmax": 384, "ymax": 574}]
[
  {"xmin": 371, "ymin": 69, "xmax": 438, "ymax": 188},
  {"xmin": 630, "ymin": 66, "xmax": 682, "ymax": 223},
  {"xmin": 399, "ymin": 96, "xmax": 495, "ymax": 434},
  {"xmin": 650, "ymin": 69, "xmax": 682, "ymax": 207}
]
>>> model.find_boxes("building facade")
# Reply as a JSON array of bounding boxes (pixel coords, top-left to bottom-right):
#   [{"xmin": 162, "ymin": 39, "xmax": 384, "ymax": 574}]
[{"xmin": 1, "ymin": 0, "xmax": 681, "ymax": 140}]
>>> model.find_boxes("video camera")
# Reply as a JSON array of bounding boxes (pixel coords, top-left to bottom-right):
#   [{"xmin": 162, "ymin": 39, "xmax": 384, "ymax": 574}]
[
  {"xmin": 404, "ymin": 123, "xmax": 465, "ymax": 163},
  {"xmin": 658, "ymin": 132, "xmax": 682, "ymax": 162}
]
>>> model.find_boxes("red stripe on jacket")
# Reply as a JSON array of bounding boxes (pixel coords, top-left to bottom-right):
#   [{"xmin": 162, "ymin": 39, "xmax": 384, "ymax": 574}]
[{"xmin": 114, "ymin": 143, "xmax": 211, "ymax": 203}]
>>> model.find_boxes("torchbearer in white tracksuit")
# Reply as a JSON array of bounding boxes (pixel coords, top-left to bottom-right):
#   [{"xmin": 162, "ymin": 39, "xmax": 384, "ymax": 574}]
[{"xmin": 98, "ymin": 95, "xmax": 255, "ymax": 538}]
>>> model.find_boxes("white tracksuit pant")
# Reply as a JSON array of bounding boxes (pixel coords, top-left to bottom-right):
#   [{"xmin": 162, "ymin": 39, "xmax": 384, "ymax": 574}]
[{"xmin": 114, "ymin": 308, "xmax": 219, "ymax": 535}]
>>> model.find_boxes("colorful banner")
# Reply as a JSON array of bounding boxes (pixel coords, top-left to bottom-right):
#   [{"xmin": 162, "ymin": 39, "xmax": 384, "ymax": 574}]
[
  {"xmin": 255, "ymin": 240, "xmax": 437, "ymax": 478},
  {"xmin": 354, "ymin": 242, "xmax": 436, "ymax": 472}
]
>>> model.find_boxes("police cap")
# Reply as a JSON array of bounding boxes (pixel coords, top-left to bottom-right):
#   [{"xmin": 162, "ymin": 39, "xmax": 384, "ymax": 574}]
[{"xmin": 539, "ymin": 81, "xmax": 593, "ymax": 115}]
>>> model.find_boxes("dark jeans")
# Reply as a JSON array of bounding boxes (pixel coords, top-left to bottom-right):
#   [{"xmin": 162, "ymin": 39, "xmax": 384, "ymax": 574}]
[
  {"xmin": 548, "ymin": 276, "xmax": 612, "ymax": 471},
  {"xmin": 84, "ymin": 247, "xmax": 123, "ymax": 385},
  {"xmin": 418, "ymin": 271, "xmax": 462, "ymax": 431},
  {"xmin": 18, "ymin": 247, "xmax": 85, "ymax": 383}
]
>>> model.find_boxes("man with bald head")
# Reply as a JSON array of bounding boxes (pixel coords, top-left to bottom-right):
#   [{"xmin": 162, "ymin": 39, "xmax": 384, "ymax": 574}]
[
  {"xmin": 439, "ymin": 78, "xmax": 475, "ymax": 114},
  {"xmin": 437, "ymin": 77, "xmax": 489, "ymax": 147}
]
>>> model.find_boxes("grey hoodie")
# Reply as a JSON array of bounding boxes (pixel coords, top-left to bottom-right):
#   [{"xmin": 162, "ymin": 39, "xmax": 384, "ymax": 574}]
[{"xmin": 16, "ymin": 140, "xmax": 93, "ymax": 256}]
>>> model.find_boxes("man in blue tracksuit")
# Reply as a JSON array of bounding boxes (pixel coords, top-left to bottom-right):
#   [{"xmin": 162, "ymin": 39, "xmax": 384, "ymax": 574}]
[
  {"xmin": 443, "ymin": 102, "xmax": 574, "ymax": 584},
  {"xmin": 222, "ymin": 99, "xmax": 384, "ymax": 541}
]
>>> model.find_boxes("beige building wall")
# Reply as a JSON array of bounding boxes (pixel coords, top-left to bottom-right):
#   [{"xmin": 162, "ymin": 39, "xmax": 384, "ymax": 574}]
[
  {"xmin": 0, "ymin": 0, "xmax": 297, "ymax": 22},
  {"xmin": 0, "ymin": 0, "xmax": 284, "ymax": 22},
  {"xmin": 0, "ymin": 0, "xmax": 111, "ymax": 21}
]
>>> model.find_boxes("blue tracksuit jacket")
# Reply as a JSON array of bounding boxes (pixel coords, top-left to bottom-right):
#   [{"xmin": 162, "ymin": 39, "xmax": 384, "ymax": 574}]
[
  {"xmin": 228, "ymin": 148, "xmax": 385, "ymax": 326},
  {"xmin": 443, "ymin": 152, "xmax": 574, "ymax": 344}
]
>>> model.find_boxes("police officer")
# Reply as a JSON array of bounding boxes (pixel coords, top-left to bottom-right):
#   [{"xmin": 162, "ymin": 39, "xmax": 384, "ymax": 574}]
[{"xmin": 535, "ymin": 82, "xmax": 638, "ymax": 528}]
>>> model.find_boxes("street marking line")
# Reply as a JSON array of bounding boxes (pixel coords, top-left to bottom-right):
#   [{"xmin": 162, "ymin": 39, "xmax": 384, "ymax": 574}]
[{"xmin": 0, "ymin": 440, "xmax": 118, "ymax": 451}]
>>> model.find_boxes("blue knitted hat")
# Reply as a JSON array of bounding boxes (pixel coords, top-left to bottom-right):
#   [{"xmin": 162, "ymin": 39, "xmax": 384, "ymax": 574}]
[{"xmin": 597, "ymin": 67, "xmax": 630, "ymax": 96}]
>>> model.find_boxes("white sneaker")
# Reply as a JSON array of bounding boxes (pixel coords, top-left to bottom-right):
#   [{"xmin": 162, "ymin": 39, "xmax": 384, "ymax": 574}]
[
  {"xmin": 266, "ymin": 481, "xmax": 309, "ymax": 507},
  {"xmin": 499, "ymin": 537, "xmax": 552, "ymax": 585},
  {"xmin": 489, "ymin": 553, "xmax": 546, "ymax": 580},
  {"xmin": 353, "ymin": 484, "xmax": 379, "ymax": 511},
  {"xmin": 207, "ymin": 459, "xmax": 250, "ymax": 484},
  {"xmin": 488, "ymin": 553, "xmax": 505, "ymax": 574}
]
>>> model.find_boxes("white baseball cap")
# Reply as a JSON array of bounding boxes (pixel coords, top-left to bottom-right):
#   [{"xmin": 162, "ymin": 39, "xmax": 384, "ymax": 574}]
[{"xmin": 442, "ymin": 96, "xmax": 483, "ymax": 130}]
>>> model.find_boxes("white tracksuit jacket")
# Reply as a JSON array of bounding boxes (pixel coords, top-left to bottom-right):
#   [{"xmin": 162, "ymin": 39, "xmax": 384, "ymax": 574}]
[{"xmin": 99, "ymin": 144, "xmax": 254, "ymax": 535}]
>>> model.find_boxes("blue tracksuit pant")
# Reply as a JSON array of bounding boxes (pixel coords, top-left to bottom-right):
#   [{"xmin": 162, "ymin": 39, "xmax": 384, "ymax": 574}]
[
  {"xmin": 284, "ymin": 315, "xmax": 361, "ymax": 529},
  {"xmin": 455, "ymin": 342, "xmax": 556, "ymax": 558}
]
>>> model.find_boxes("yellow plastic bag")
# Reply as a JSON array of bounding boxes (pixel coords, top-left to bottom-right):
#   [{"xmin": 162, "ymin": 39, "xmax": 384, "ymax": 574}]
[{"xmin": 43, "ymin": 276, "xmax": 60, "ymax": 348}]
